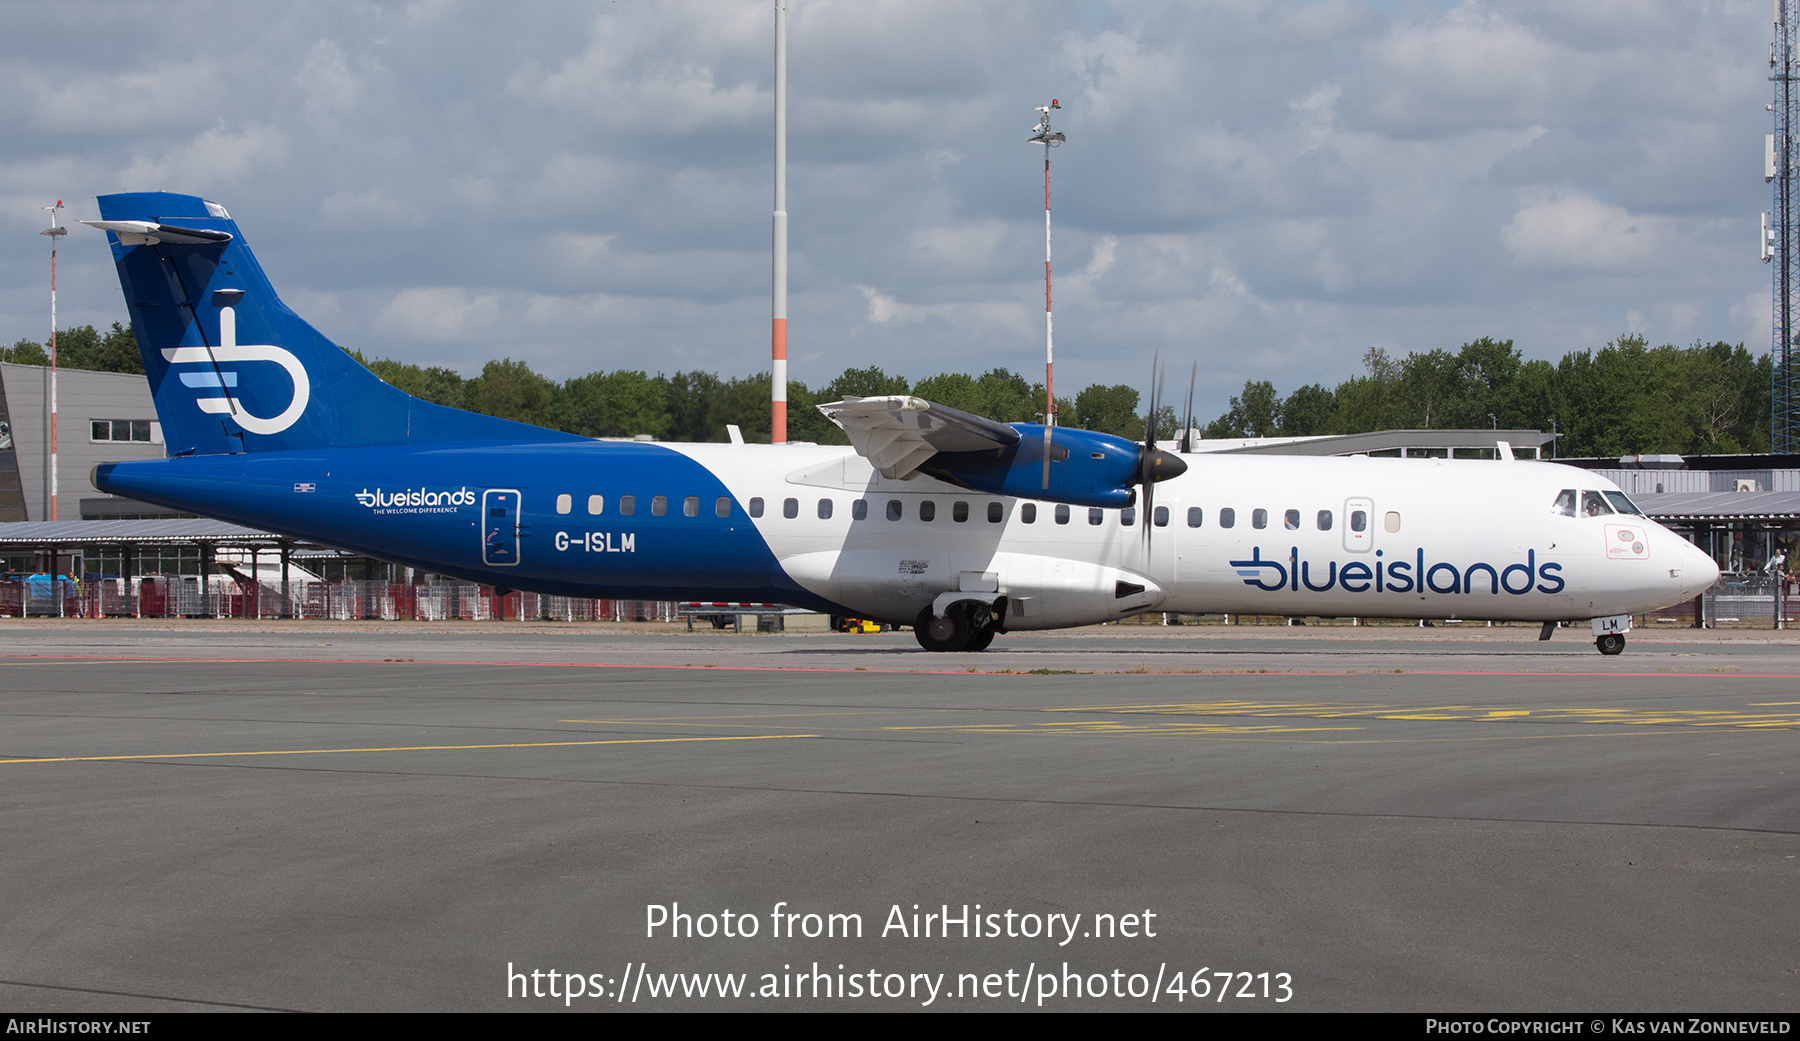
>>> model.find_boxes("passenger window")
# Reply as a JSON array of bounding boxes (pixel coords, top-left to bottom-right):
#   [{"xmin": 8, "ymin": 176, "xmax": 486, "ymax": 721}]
[
  {"xmin": 818, "ymin": 499, "xmax": 833, "ymax": 519},
  {"xmin": 748, "ymin": 497, "xmax": 764, "ymax": 518},
  {"xmin": 852, "ymin": 499, "xmax": 868, "ymax": 520},
  {"xmin": 987, "ymin": 502, "xmax": 1002, "ymax": 523},
  {"xmin": 651, "ymin": 495, "xmax": 668, "ymax": 517},
  {"xmin": 1317, "ymin": 510, "xmax": 1332, "ymax": 531},
  {"xmin": 555, "ymin": 493, "xmax": 572, "ymax": 515},
  {"xmin": 1284, "ymin": 509, "xmax": 1299, "ymax": 530},
  {"xmin": 1121, "ymin": 507, "xmax": 1135, "ymax": 526},
  {"xmin": 1088, "ymin": 508, "xmax": 1103, "ymax": 526},
  {"xmin": 783, "ymin": 497, "xmax": 799, "ymax": 519},
  {"xmin": 1384, "ymin": 511, "xmax": 1401, "ymax": 533},
  {"xmin": 1187, "ymin": 506, "xmax": 1202, "ymax": 528},
  {"xmin": 1252, "ymin": 508, "xmax": 1268, "ymax": 530},
  {"xmin": 1022, "ymin": 503, "xmax": 1037, "ymax": 523},
  {"xmin": 1551, "ymin": 489, "xmax": 1577, "ymax": 517},
  {"xmin": 952, "ymin": 501, "xmax": 969, "ymax": 522},
  {"xmin": 886, "ymin": 499, "xmax": 903, "ymax": 521},
  {"xmin": 683, "ymin": 496, "xmax": 699, "ymax": 518},
  {"xmin": 715, "ymin": 497, "xmax": 731, "ymax": 518},
  {"xmin": 1350, "ymin": 510, "xmax": 1367, "ymax": 532},
  {"xmin": 920, "ymin": 501, "xmax": 936, "ymax": 522},
  {"xmin": 1580, "ymin": 491, "xmax": 1614, "ymax": 517},
  {"xmin": 1055, "ymin": 504, "xmax": 1070, "ymax": 525},
  {"xmin": 587, "ymin": 494, "xmax": 604, "ymax": 516},
  {"xmin": 1154, "ymin": 505, "xmax": 1168, "ymax": 527},
  {"xmin": 620, "ymin": 495, "xmax": 636, "ymax": 516},
  {"xmin": 1219, "ymin": 508, "xmax": 1235, "ymax": 528}
]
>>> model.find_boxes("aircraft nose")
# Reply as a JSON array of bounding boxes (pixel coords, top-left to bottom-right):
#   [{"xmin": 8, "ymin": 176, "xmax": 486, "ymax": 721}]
[{"xmin": 1677, "ymin": 536, "xmax": 1720, "ymax": 598}]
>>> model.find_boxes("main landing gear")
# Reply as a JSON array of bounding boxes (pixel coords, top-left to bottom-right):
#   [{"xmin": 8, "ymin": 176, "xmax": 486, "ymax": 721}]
[
  {"xmin": 913, "ymin": 602, "xmax": 1002, "ymax": 652},
  {"xmin": 1595, "ymin": 632, "xmax": 1625, "ymax": 656}
]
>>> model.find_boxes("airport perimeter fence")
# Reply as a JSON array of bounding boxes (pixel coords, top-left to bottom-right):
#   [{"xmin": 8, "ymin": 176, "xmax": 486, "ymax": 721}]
[
  {"xmin": 1677, "ymin": 574, "xmax": 1796, "ymax": 627},
  {"xmin": 0, "ymin": 577, "xmax": 680, "ymax": 623}
]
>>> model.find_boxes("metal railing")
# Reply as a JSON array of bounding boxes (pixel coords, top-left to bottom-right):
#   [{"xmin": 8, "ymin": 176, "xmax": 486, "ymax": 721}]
[{"xmin": 0, "ymin": 577, "xmax": 679, "ymax": 622}]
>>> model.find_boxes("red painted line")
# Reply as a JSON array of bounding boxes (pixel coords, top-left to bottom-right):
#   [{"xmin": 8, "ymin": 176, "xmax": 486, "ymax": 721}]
[
  {"xmin": 1400, "ymin": 670, "xmax": 1800, "ymax": 679},
  {"xmin": 0, "ymin": 654, "xmax": 978, "ymax": 676},
  {"xmin": 0, "ymin": 655, "xmax": 1790, "ymax": 680}
]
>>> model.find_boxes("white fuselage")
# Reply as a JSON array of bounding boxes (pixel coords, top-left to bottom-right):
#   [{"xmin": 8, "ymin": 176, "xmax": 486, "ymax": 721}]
[{"xmin": 671, "ymin": 443, "xmax": 1716, "ymax": 628}]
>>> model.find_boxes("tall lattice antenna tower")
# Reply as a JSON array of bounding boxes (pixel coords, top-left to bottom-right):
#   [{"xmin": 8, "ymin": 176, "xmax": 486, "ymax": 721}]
[{"xmin": 1769, "ymin": 0, "xmax": 1800, "ymax": 453}]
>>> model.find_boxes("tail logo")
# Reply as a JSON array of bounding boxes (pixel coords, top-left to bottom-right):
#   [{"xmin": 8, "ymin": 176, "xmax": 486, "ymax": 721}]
[{"xmin": 161, "ymin": 303, "xmax": 310, "ymax": 436}]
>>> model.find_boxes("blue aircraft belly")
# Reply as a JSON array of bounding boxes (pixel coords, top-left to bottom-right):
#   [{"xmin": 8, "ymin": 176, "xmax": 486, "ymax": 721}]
[{"xmin": 95, "ymin": 440, "xmax": 841, "ymax": 611}]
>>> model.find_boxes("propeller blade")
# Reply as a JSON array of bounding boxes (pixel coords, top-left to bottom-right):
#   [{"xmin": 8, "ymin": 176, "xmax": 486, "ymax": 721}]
[
  {"xmin": 1141, "ymin": 355, "xmax": 1166, "ymax": 550},
  {"xmin": 1180, "ymin": 362, "xmax": 1196, "ymax": 453}
]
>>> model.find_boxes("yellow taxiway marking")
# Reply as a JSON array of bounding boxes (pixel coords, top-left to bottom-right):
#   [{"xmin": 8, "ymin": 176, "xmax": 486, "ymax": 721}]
[
  {"xmin": 563, "ymin": 711, "xmax": 893, "ymax": 724},
  {"xmin": 883, "ymin": 722, "xmax": 1362, "ymax": 736},
  {"xmin": 1050, "ymin": 701, "xmax": 1800, "ymax": 730},
  {"xmin": 0, "ymin": 734, "xmax": 817, "ymax": 765}
]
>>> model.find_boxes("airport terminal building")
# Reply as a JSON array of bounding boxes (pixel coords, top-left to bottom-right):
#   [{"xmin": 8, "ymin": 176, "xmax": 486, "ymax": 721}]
[{"xmin": 0, "ymin": 361, "xmax": 170, "ymax": 523}]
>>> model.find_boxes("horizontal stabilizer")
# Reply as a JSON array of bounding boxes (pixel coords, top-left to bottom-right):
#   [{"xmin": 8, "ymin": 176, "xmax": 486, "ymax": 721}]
[
  {"xmin": 80, "ymin": 220, "xmax": 232, "ymax": 246},
  {"xmin": 819, "ymin": 395, "xmax": 1022, "ymax": 480}
]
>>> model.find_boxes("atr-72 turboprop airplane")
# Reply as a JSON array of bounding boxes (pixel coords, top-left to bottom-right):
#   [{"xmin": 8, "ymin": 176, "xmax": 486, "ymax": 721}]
[{"xmin": 83, "ymin": 192, "xmax": 1717, "ymax": 654}]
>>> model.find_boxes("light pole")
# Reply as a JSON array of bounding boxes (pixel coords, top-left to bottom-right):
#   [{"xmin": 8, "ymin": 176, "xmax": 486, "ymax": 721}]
[
  {"xmin": 1028, "ymin": 100, "xmax": 1064, "ymax": 488},
  {"xmin": 771, "ymin": 0, "xmax": 788, "ymax": 444},
  {"xmin": 40, "ymin": 201, "xmax": 65, "ymax": 522}
]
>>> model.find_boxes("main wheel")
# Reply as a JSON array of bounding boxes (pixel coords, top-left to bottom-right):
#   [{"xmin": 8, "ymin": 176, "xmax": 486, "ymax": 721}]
[
  {"xmin": 963, "ymin": 627, "xmax": 997, "ymax": 652},
  {"xmin": 913, "ymin": 607, "xmax": 969, "ymax": 652},
  {"xmin": 1595, "ymin": 633, "xmax": 1625, "ymax": 656}
]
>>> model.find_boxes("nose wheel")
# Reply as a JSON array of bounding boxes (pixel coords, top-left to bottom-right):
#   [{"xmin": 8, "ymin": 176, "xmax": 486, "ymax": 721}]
[{"xmin": 1595, "ymin": 633, "xmax": 1625, "ymax": 656}]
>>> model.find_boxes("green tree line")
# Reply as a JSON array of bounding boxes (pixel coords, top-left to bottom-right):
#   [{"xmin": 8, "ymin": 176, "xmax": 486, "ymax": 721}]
[
  {"xmin": 7, "ymin": 324, "xmax": 1778, "ymax": 456},
  {"xmin": 1204, "ymin": 336, "xmax": 1773, "ymax": 457},
  {"xmin": 7, "ymin": 323, "xmax": 144, "ymax": 374}
]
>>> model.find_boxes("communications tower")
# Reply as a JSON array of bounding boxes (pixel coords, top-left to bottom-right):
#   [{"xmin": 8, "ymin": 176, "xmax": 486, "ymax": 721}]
[{"xmin": 1768, "ymin": 0, "xmax": 1800, "ymax": 452}]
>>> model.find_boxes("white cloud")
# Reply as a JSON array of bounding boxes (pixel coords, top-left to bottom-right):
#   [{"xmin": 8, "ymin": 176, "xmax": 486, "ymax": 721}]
[
  {"xmin": 116, "ymin": 122, "xmax": 290, "ymax": 191},
  {"xmin": 23, "ymin": 60, "xmax": 223, "ymax": 134},
  {"xmin": 0, "ymin": 0, "xmax": 1771, "ymax": 418},
  {"xmin": 1730, "ymin": 287, "xmax": 1773, "ymax": 349},
  {"xmin": 373, "ymin": 287, "xmax": 503, "ymax": 342},
  {"xmin": 1499, "ymin": 190, "xmax": 1673, "ymax": 272},
  {"xmin": 295, "ymin": 40, "xmax": 367, "ymax": 117},
  {"xmin": 318, "ymin": 188, "xmax": 427, "ymax": 229}
]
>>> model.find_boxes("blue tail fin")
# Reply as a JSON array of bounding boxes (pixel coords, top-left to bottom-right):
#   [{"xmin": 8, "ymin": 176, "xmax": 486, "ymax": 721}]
[{"xmin": 90, "ymin": 192, "xmax": 580, "ymax": 456}]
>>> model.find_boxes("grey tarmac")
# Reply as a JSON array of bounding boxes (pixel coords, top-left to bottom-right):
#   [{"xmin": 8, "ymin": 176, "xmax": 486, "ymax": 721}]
[{"xmin": 0, "ymin": 620, "xmax": 1795, "ymax": 1012}]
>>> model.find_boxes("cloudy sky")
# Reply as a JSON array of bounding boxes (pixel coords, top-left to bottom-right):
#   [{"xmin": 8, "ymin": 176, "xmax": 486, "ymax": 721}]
[{"xmin": 0, "ymin": 0, "xmax": 1777, "ymax": 419}]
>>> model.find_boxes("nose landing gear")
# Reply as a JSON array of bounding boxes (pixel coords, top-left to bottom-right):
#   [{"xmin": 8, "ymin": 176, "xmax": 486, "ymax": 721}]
[{"xmin": 1591, "ymin": 614, "xmax": 1631, "ymax": 656}]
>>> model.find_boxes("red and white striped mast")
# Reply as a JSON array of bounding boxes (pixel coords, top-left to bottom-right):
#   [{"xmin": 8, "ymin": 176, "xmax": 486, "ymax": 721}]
[
  {"xmin": 1028, "ymin": 100, "xmax": 1064, "ymax": 486},
  {"xmin": 41, "ymin": 201, "xmax": 66, "ymax": 521},
  {"xmin": 771, "ymin": 0, "xmax": 788, "ymax": 444}
]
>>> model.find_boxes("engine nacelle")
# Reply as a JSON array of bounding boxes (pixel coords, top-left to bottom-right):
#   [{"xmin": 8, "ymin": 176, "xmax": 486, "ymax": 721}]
[{"xmin": 918, "ymin": 424, "xmax": 1184, "ymax": 508}]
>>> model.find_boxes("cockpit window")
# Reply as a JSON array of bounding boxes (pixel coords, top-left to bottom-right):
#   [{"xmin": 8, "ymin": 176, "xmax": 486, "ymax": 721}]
[
  {"xmin": 1551, "ymin": 489, "xmax": 1576, "ymax": 517},
  {"xmin": 1603, "ymin": 491, "xmax": 1644, "ymax": 516},
  {"xmin": 1580, "ymin": 491, "xmax": 1614, "ymax": 517}
]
